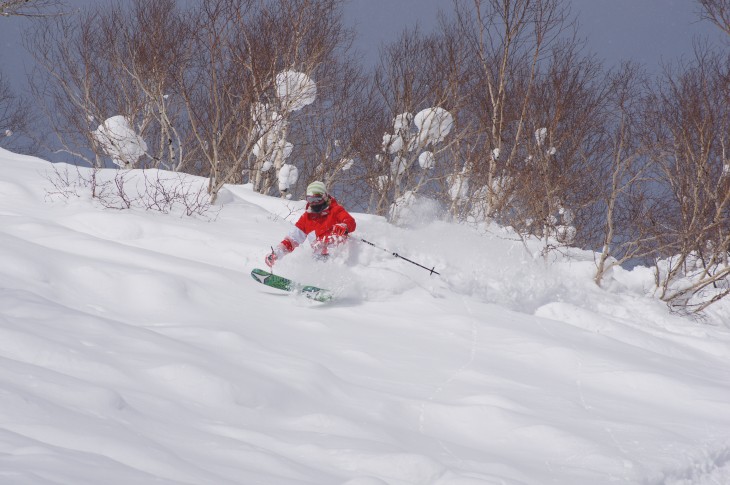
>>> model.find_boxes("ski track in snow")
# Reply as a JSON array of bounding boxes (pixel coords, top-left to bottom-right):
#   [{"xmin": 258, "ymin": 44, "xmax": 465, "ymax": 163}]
[{"xmin": 1, "ymin": 149, "xmax": 730, "ymax": 485}]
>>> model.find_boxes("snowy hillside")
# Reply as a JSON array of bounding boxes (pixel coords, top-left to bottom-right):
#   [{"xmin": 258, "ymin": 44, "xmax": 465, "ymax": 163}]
[{"xmin": 1, "ymin": 148, "xmax": 730, "ymax": 485}]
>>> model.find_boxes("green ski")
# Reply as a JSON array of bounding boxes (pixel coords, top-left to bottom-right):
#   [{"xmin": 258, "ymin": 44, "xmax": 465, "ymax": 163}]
[{"xmin": 250, "ymin": 268, "xmax": 333, "ymax": 302}]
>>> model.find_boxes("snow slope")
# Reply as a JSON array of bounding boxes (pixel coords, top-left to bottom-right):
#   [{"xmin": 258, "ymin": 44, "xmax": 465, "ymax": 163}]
[{"xmin": 1, "ymin": 148, "xmax": 730, "ymax": 485}]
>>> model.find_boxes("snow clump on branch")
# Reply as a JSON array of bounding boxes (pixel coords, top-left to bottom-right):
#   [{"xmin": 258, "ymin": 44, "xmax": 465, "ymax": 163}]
[
  {"xmin": 92, "ymin": 115, "xmax": 148, "ymax": 169},
  {"xmin": 414, "ymin": 107, "xmax": 453, "ymax": 146},
  {"xmin": 275, "ymin": 70, "xmax": 317, "ymax": 113}
]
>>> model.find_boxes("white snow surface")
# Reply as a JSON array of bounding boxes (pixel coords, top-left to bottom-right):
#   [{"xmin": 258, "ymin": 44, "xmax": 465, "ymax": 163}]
[{"xmin": 1, "ymin": 147, "xmax": 730, "ymax": 485}]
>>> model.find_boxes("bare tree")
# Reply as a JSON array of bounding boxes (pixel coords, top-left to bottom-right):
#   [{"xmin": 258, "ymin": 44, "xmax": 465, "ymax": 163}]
[
  {"xmin": 26, "ymin": 0, "xmax": 224, "ymax": 216},
  {"xmin": 114, "ymin": 0, "xmax": 194, "ymax": 172},
  {"xmin": 28, "ymin": 0, "xmax": 361, "ymax": 204},
  {"xmin": 592, "ymin": 63, "xmax": 662, "ymax": 286},
  {"xmin": 504, "ymin": 41, "xmax": 607, "ymax": 250},
  {"xmin": 0, "ymin": 68, "xmax": 36, "ymax": 153},
  {"xmin": 454, "ymin": 0, "xmax": 573, "ymax": 217},
  {"xmin": 0, "ymin": 0, "xmax": 66, "ymax": 154},
  {"xmin": 179, "ymin": 0, "xmax": 357, "ymax": 202},
  {"xmin": 250, "ymin": 0, "xmax": 364, "ymax": 199},
  {"xmin": 363, "ymin": 22, "xmax": 470, "ymax": 218},
  {"xmin": 27, "ymin": 0, "xmax": 195, "ymax": 170},
  {"xmin": 295, "ymin": 58, "xmax": 375, "ymax": 209},
  {"xmin": 362, "ymin": 0, "xmax": 613, "ymax": 234},
  {"xmin": 447, "ymin": 0, "xmax": 613, "ymax": 258},
  {"xmin": 644, "ymin": 44, "xmax": 730, "ymax": 312},
  {"xmin": 368, "ymin": 28, "xmax": 444, "ymax": 215},
  {"xmin": 28, "ymin": 8, "xmax": 115, "ymax": 169}
]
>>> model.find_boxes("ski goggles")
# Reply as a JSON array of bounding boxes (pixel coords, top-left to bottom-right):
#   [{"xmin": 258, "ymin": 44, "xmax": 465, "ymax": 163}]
[{"xmin": 306, "ymin": 193, "xmax": 327, "ymax": 205}]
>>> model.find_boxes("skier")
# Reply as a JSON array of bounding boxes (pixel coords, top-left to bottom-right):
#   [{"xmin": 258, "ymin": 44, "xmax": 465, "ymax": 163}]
[{"xmin": 265, "ymin": 180, "xmax": 356, "ymax": 267}]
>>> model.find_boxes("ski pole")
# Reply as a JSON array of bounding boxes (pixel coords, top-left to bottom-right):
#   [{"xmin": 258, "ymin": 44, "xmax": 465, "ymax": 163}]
[
  {"xmin": 355, "ymin": 237, "xmax": 440, "ymax": 276},
  {"xmin": 269, "ymin": 246, "xmax": 277, "ymax": 275}
]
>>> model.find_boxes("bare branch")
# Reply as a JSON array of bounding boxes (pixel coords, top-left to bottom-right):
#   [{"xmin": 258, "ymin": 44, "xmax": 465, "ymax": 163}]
[
  {"xmin": 0, "ymin": 0, "xmax": 65, "ymax": 17},
  {"xmin": 698, "ymin": 0, "xmax": 730, "ymax": 36}
]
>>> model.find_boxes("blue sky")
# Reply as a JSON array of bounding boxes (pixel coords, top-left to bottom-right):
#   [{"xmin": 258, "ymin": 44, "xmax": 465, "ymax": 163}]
[{"xmin": 343, "ymin": 0, "xmax": 726, "ymax": 68}]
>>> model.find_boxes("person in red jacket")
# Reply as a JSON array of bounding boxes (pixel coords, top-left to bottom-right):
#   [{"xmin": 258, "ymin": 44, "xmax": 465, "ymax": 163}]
[{"xmin": 265, "ymin": 180, "xmax": 356, "ymax": 267}]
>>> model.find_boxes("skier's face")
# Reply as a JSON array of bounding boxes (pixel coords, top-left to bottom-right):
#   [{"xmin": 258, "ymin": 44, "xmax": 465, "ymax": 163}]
[{"xmin": 307, "ymin": 193, "xmax": 328, "ymax": 213}]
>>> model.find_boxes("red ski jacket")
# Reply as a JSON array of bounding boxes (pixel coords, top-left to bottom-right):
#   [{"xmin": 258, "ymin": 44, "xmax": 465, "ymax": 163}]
[{"xmin": 280, "ymin": 197, "xmax": 356, "ymax": 253}]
